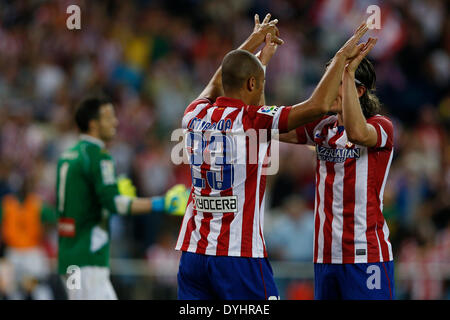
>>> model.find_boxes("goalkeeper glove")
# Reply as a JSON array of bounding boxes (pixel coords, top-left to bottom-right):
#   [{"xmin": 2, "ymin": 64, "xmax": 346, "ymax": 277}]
[
  {"xmin": 150, "ymin": 185, "xmax": 189, "ymax": 215},
  {"xmin": 117, "ymin": 175, "xmax": 137, "ymax": 198},
  {"xmin": 164, "ymin": 184, "xmax": 189, "ymax": 216}
]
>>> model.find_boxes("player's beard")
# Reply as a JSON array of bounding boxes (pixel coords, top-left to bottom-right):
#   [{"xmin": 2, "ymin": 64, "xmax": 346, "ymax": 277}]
[{"xmin": 100, "ymin": 126, "xmax": 116, "ymax": 142}]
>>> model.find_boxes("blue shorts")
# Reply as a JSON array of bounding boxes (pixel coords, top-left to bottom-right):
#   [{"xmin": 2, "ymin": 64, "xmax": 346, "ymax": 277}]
[
  {"xmin": 177, "ymin": 251, "xmax": 279, "ymax": 300},
  {"xmin": 314, "ymin": 261, "xmax": 395, "ymax": 300}
]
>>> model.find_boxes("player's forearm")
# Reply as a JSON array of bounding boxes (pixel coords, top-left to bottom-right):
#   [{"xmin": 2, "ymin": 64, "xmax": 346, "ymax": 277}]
[
  {"xmin": 277, "ymin": 130, "xmax": 299, "ymax": 144},
  {"xmin": 239, "ymin": 32, "xmax": 266, "ymax": 54},
  {"xmin": 197, "ymin": 67, "xmax": 223, "ymax": 101},
  {"xmin": 342, "ymin": 71, "xmax": 370, "ymax": 142},
  {"xmin": 129, "ymin": 197, "xmax": 152, "ymax": 215},
  {"xmin": 287, "ymin": 100, "xmax": 327, "ymax": 130},
  {"xmin": 287, "ymin": 54, "xmax": 346, "ymax": 131},
  {"xmin": 309, "ymin": 52, "xmax": 347, "ymax": 113},
  {"xmin": 129, "ymin": 196, "xmax": 168, "ymax": 215},
  {"xmin": 255, "ymin": 50, "xmax": 269, "ymax": 106}
]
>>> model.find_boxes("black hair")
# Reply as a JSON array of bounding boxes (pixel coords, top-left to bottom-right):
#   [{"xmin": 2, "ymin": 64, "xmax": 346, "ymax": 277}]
[
  {"xmin": 326, "ymin": 57, "xmax": 381, "ymax": 118},
  {"xmin": 354, "ymin": 58, "xmax": 381, "ymax": 118},
  {"xmin": 221, "ymin": 49, "xmax": 264, "ymax": 93},
  {"xmin": 75, "ymin": 96, "xmax": 111, "ymax": 133}
]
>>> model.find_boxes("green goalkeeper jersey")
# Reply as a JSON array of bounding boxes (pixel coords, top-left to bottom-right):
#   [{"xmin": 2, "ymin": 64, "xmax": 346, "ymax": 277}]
[{"xmin": 56, "ymin": 135, "xmax": 132, "ymax": 274}]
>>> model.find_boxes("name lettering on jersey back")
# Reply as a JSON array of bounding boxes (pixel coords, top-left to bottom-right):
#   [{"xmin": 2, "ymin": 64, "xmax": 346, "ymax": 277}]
[
  {"xmin": 188, "ymin": 117, "xmax": 233, "ymax": 132},
  {"xmin": 316, "ymin": 145, "xmax": 360, "ymax": 163}
]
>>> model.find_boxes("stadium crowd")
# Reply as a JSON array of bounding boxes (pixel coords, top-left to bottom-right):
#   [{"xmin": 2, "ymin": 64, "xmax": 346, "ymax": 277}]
[{"xmin": 0, "ymin": 0, "xmax": 448, "ymax": 299}]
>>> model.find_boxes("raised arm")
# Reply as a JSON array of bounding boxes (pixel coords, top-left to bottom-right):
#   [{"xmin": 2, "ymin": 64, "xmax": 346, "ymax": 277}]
[
  {"xmin": 255, "ymin": 32, "xmax": 280, "ymax": 106},
  {"xmin": 342, "ymin": 37, "xmax": 378, "ymax": 147},
  {"xmin": 196, "ymin": 13, "xmax": 283, "ymax": 102},
  {"xmin": 285, "ymin": 22, "xmax": 370, "ymax": 131}
]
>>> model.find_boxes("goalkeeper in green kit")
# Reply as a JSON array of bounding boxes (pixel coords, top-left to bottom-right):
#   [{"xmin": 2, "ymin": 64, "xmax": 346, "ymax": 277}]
[{"xmin": 56, "ymin": 97, "xmax": 188, "ymax": 300}]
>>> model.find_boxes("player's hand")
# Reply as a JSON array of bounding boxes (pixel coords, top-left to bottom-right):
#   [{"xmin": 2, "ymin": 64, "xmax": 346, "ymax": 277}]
[
  {"xmin": 335, "ymin": 22, "xmax": 369, "ymax": 60},
  {"xmin": 164, "ymin": 184, "xmax": 189, "ymax": 216},
  {"xmin": 258, "ymin": 33, "xmax": 279, "ymax": 66},
  {"xmin": 117, "ymin": 175, "xmax": 137, "ymax": 198},
  {"xmin": 346, "ymin": 37, "xmax": 377, "ymax": 75},
  {"xmin": 252, "ymin": 13, "xmax": 284, "ymax": 46}
]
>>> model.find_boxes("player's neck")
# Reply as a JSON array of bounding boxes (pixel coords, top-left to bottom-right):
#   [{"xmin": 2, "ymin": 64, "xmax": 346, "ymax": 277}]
[
  {"xmin": 224, "ymin": 90, "xmax": 253, "ymax": 106},
  {"xmin": 85, "ymin": 130, "xmax": 101, "ymax": 141},
  {"xmin": 81, "ymin": 132, "xmax": 105, "ymax": 147}
]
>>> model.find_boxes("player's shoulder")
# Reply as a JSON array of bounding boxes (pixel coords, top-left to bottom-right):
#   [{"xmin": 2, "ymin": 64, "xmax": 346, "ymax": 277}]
[
  {"xmin": 366, "ymin": 114, "xmax": 394, "ymax": 149},
  {"xmin": 77, "ymin": 140, "xmax": 111, "ymax": 162},
  {"xmin": 367, "ymin": 114, "xmax": 394, "ymax": 130},
  {"xmin": 184, "ymin": 97, "xmax": 213, "ymax": 115},
  {"xmin": 58, "ymin": 143, "xmax": 78, "ymax": 160},
  {"xmin": 367, "ymin": 114, "xmax": 392, "ymax": 122},
  {"xmin": 80, "ymin": 140, "xmax": 99, "ymax": 153}
]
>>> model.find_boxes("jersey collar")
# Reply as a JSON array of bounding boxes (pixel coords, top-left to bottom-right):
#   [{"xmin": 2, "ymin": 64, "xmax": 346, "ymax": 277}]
[
  {"xmin": 80, "ymin": 134, "xmax": 105, "ymax": 149},
  {"xmin": 214, "ymin": 96, "xmax": 247, "ymax": 108}
]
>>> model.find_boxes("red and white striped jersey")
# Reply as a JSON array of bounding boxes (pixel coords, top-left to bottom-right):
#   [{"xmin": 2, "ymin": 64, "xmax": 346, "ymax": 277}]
[
  {"xmin": 175, "ymin": 97, "xmax": 291, "ymax": 258},
  {"xmin": 296, "ymin": 114, "xmax": 394, "ymax": 264}
]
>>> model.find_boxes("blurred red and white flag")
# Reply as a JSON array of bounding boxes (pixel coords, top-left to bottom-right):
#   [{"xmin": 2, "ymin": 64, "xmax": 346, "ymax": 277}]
[{"xmin": 313, "ymin": 0, "xmax": 406, "ymax": 60}]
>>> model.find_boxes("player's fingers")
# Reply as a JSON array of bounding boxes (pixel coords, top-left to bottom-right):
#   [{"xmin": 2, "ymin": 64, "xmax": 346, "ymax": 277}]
[
  {"xmin": 360, "ymin": 38, "xmax": 377, "ymax": 56},
  {"xmin": 272, "ymin": 35, "xmax": 284, "ymax": 45},
  {"xmin": 262, "ymin": 13, "xmax": 271, "ymax": 24},
  {"xmin": 351, "ymin": 38, "xmax": 376, "ymax": 68},
  {"xmin": 264, "ymin": 33, "xmax": 272, "ymax": 46},
  {"xmin": 354, "ymin": 23, "xmax": 369, "ymax": 42},
  {"xmin": 254, "ymin": 14, "xmax": 260, "ymax": 25},
  {"xmin": 356, "ymin": 42, "xmax": 365, "ymax": 52},
  {"xmin": 269, "ymin": 18, "xmax": 278, "ymax": 25},
  {"xmin": 269, "ymin": 25, "xmax": 280, "ymax": 38},
  {"xmin": 361, "ymin": 37, "xmax": 375, "ymax": 50},
  {"xmin": 355, "ymin": 21, "xmax": 367, "ymax": 34},
  {"xmin": 359, "ymin": 40, "xmax": 370, "ymax": 53},
  {"xmin": 349, "ymin": 22, "xmax": 367, "ymax": 43}
]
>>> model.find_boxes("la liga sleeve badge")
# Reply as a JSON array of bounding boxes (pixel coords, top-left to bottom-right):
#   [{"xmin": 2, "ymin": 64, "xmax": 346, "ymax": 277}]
[{"xmin": 257, "ymin": 105, "xmax": 279, "ymax": 117}]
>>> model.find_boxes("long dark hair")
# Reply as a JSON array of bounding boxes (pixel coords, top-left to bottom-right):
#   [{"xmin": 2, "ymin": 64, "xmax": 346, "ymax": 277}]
[{"xmin": 354, "ymin": 57, "xmax": 381, "ymax": 118}]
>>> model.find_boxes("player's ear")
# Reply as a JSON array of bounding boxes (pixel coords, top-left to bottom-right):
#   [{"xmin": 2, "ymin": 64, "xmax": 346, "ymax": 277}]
[
  {"xmin": 247, "ymin": 77, "xmax": 256, "ymax": 91},
  {"xmin": 357, "ymin": 86, "xmax": 366, "ymax": 98},
  {"xmin": 88, "ymin": 118, "xmax": 99, "ymax": 133}
]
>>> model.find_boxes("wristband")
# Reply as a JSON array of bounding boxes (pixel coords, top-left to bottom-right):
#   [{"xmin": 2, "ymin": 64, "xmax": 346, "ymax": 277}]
[{"xmin": 151, "ymin": 196, "xmax": 165, "ymax": 212}]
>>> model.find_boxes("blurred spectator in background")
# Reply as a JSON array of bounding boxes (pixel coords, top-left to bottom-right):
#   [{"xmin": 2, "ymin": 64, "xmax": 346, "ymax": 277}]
[
  {"xmin": 266, "ymin": 195, "xmax": 314, "ymax": 262},
  {"xmin": 266, "ymin": 195, "xmax": 315, "ymax": 300},
  {"xmin": 146, "ymin": 229, "xmax": 180, "ymax": 299},
  {"xmin": 0, "ymin": 176, "xmax": 56, "ymax": 299},
  {"xmin": 397, "ymin": 222, "xmax": 450, "ymax": 300}
]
